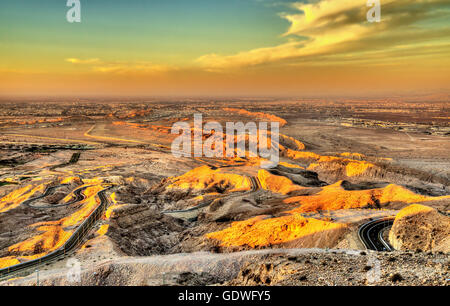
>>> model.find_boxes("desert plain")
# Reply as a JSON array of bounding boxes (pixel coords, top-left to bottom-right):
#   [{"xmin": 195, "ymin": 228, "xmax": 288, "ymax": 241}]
[{"xmin": 0, "ymin": 95, "xmax": 448, "ymax": 286}]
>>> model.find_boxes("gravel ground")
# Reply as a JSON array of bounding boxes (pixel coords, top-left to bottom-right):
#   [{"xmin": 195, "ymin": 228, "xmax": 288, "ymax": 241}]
[{"xmin": 2, "ymin": 248, "xmax": 448, "ymax": 286}]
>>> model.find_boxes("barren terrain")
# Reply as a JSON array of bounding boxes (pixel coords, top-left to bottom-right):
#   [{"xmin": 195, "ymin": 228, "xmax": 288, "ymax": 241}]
[{"xmin": 0, "ymin": 96, "xmax": 448, "ymax": 286}]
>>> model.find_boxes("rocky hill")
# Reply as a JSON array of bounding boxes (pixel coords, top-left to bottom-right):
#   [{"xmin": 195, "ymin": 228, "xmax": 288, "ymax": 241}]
[{"xmin": 389, "ymin": 204, "xmax": 449, "ymax": 253}]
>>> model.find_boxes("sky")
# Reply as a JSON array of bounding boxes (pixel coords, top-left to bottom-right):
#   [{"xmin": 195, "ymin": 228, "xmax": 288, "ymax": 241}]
[{"xmin": 1, "ymin": 0, "xmax": 449, "ymax": 97}]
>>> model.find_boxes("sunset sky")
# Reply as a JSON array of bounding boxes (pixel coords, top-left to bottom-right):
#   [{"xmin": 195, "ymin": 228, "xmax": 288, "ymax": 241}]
[{"xmin": 1, "ymin": 0, "xmax": 449, "ymax": 97}]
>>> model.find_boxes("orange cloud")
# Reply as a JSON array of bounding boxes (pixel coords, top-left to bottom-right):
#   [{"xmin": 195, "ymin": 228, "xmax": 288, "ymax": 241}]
[
  {"xmin": 196, "ymin": 0, "xmax": 449, "ymax": 71},
  {"xmin": 65, "ymin": 58, "xmax": 176, "ymax": 75},
  {"xmin": 65, "ymin": 58, "xmax": 100, "ymax": 64}
]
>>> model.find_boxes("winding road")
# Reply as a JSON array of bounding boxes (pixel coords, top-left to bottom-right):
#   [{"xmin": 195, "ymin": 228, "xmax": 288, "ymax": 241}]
[
  {"xmin": 163, "ymin": 175, "xmax": 263, "ymax": 221},
  {"xmin": 0, "ymin": 185, "xmax": 113, "ymax": 280},
  {"xmin": 24, "ymin": 184, "xmax": 89, "ymax": 209},
  {"xmin": 22, "ymin": 152, "xmax": 85, "ymax": 209},
  {"xmin": 358, "ymin": 218, "xmax": 394, "ymax": 252}
]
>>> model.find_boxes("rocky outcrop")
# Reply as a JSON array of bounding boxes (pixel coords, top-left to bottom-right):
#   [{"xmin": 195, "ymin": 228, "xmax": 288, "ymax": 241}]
[
  {"xmin": 389, "ymin": 204, "xmax": 450, "ymax": 253},
  {"xmin": 107, "ymin": 204, "xmax": 187, "ymax": 256}
]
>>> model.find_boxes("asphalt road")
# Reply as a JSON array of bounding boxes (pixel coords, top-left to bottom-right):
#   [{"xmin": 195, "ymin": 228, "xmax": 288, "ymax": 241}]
[
  {"xmin": 358, "ymin": 218, "xmax": 394, "ymax": 252},
  {"xmin": 0, "ymin": 185, "xmax": 113, "ymax": 280},
  {"xmin": 163, "ymin": 175, "xmax": 263, "ymax": 221},
  {"xmin": 24, "ymin": 184, "xmax": 89, "ymax": 209},
  {"xmin": 49, "ymin": 152, "xmax": 81, "ymax": 170}
]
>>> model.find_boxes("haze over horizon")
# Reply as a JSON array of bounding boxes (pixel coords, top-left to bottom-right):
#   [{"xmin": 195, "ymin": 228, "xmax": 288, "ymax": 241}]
[{"xmin": 1, "ymin": 0, "xmax": 449, "ymax": 97}]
